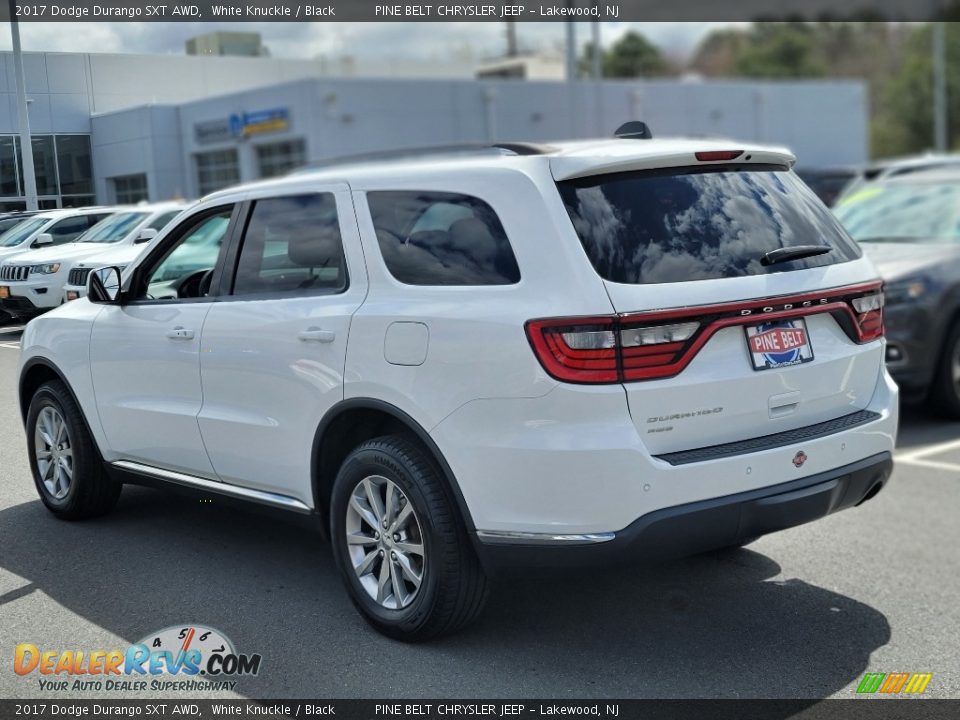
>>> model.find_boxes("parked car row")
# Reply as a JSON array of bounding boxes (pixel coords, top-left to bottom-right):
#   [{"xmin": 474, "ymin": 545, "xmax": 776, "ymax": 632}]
[{"xmin": 0, "ymin": 203, "xmax": 187, "ymax": 323}]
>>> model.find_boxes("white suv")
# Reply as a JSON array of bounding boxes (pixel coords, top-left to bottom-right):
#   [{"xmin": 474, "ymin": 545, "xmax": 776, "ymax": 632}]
[
  {"xmin": 0, "ymin": 203, "xmax": 185, "ymax": 318},
  {"xmin": 0, "ymin": 207, "xmax": 117, "ymax": 320},
  {"xmin": 17, "ymin": 137, "xmax": 898, "ymax": 640},
  {"xmin": 58, "ymin": 202, "xmax": 188, "ymax": 303}
]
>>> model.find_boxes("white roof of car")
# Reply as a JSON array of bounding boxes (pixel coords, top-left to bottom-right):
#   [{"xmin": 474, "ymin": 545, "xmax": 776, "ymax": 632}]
[
  {"xmin": 201, "ymin": 137, "xmax": 795, "ymax": 203},
  {"xmin": 32, "ymin": 206, "xmax": 121, "ymax": 219}
]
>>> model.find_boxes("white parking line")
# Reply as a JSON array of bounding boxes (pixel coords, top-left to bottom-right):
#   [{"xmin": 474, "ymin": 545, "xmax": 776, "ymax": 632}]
[
  {"xmin": 896, "ymin": 436, "xmax": 960, "ymax": 463},
  {"xmin": 0, "ymin": 342, "xmax": 18, "ymax": 350},
  {"xmin": 896, "ymin": 456, "xmax": 960, "ymax": 473}
]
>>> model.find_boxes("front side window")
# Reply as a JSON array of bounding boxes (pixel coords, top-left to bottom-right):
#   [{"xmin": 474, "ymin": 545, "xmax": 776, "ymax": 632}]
[
  {"xmin": 367, "ymin": 190, "xmax": 520, "ymax": 286},
  {"xmin": 195, "ymin": 150, "xmax": 240, "ymax": 196},
  {"xmin": 557, "ymin": 166, "xmax": 861, "ymax": 285},
  {"xmin": 233, "ymin": 194, "xmax": 346, "ymax": 296},
  {"xmin": 139, "ymin": 209, "xmax": 233, "ymax": 301}
]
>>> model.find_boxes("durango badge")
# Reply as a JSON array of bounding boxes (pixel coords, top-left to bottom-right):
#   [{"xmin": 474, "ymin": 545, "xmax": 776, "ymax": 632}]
[{"xmin": 792, "ymin": 451, "xmax": 808, "ymax": 468}]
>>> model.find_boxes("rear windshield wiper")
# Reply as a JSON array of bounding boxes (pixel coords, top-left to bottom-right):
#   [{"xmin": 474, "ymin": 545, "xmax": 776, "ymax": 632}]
[{"xmin": 761, "ymin": 245, "xmax": 832, "ymax": 266}]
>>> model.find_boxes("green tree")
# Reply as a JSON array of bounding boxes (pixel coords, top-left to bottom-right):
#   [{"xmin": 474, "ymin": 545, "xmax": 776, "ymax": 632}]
[
  {"xmin": 872, "ymin": 23, "xmax": 960, "ymax": 157},
  {"xmin": 590, "ymin": 31, "xmax": 667, "ymax": 78},
  {"xmin": 733, "ymin": 23, "xmax": 826, "ymax": 78}
]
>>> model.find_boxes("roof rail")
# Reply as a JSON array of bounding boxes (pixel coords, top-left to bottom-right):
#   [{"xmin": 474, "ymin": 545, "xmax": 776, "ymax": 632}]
[{"xmin": 299, "ymin": 142, "xmax": 555, "ymax": 172}]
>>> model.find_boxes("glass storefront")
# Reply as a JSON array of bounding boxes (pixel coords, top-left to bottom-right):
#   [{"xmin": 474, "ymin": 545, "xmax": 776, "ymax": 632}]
[{"xmin": 0, "ymin": 134, "xmax": 95, "ymax": 210}]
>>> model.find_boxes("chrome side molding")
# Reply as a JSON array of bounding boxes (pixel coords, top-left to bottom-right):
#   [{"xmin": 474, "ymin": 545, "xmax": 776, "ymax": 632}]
[
  {"xmin": 475, "ymin": 530, "xmax": 616, "ymax": 546},
  {"xmin": 111, "ymin": 460, "xmax": 312, "ymax": 514}
]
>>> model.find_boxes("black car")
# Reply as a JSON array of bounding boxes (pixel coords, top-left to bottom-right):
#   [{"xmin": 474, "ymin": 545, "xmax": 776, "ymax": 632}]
[{"xmin": 834, "ymin": 169, "xmax": 960, "ymax": 416}]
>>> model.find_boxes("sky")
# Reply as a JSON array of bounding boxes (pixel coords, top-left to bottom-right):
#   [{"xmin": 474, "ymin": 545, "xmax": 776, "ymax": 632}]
[{"xmin": 0, "ymin": 22, "xmax": 744, "ymax": 62}]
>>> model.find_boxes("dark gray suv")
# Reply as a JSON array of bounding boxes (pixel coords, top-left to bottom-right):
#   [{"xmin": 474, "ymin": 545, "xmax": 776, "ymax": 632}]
[{"xmin": 835, "ymin": 168, "xmax": 960, "ymax": 416}]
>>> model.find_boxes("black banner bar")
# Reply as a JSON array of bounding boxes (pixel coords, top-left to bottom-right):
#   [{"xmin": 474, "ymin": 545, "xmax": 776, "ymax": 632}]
[
  {"xmin": 0, "ymin": 0, "xmax": 953, "ymax": 22},
  {"xmin": 2, "ymin": 700, "xmax": 959, "ymax": 720}
]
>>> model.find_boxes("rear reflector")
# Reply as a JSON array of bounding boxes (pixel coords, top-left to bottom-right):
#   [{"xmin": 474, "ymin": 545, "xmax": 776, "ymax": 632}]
[
  {"xmin": 526, "ymin": 282, "xmax": 884, "ymax": 384},
  {"xmin": 695, "ymin": 150, "xmax": 744, "ymax": 162}
]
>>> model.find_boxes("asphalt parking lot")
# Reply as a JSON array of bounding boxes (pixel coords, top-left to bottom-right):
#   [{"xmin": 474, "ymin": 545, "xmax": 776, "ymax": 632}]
[{"xmin": 0, "ymin": 322, "xmax": 958, "ymax": 700}]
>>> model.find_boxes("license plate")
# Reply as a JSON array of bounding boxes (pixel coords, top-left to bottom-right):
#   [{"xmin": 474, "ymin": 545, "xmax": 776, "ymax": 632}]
[
  {"xmin": 0, "ymin": 286, "xmax": 8, "ymax": 299},
  {"xmin": 744, "ymin": 318, "xmax": 814, "ymax": 371},
  {"xmin": 66, "ymin": 291, "xmax": 79, "ymax": 301}
]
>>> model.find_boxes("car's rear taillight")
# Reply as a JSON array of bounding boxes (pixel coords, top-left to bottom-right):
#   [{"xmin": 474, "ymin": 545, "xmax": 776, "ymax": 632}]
[
  {"xmin": 526, "ymin": 318, "xmax": 619, "ymax": 383},
  {"xmin": 850, "ymin": 291, "xmax": 884, "ymax": 342},
  {"xmin": 526, "ymin": 282, "xmax": 884, "ymax": 384},
  {"xmin": 619, "ymin": 321, "xmax": 699, "ymax": 380}
]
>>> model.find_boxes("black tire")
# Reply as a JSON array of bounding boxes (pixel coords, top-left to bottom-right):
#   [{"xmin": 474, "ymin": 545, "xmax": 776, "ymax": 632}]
[
  {"xmin": 26, "ymin": 380, "xmax": 121, "ymax": 520},
  {"xmin": 929, "ymin": 321, "xmax": 960, "ymax": 419},
  {"xmin": 330, "ymin": 434, "xmax": 488, "ymax": 641}
]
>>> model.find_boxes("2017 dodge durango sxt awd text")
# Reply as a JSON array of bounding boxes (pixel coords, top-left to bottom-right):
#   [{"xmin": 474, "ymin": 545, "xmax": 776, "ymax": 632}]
[{"xmin": 17, "ymin": 135, "xmax": 898, "ymax": 640}]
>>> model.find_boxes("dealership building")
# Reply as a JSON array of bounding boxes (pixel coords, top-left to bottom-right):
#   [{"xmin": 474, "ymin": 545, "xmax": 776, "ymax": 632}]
[{"xmin": 0, "ymin": 50, "xmax": 869, "ymax": 208}]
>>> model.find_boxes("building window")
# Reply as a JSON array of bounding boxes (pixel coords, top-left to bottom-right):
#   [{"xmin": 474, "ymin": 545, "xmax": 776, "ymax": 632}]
[
  {"xmin": 0, "ymin": 137, "xmax": 19, "ymax": 196},
  {"xmin": 56, "ymin": 135, "xmax": 94, "ymax": 196},
  {"xmin": 0, "ymin": 134, "xmax": 94, "ymax": 207},
  {"xmin": 255, "ymin": 139, "xmax": 306, "ymax": 179},
  {"xmin": 29, "ymin": 136, "xmax": 58, "ymax": 196},
  {"xmin": 195, "ymin": 149, "xmax": 240, "ymax": 196},
  {"xmin": 111, "ymin": 174, "xmax": 149, "ymax": 204}
]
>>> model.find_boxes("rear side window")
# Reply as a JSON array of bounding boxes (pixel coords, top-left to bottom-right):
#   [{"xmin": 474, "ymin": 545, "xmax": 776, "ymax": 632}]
[
  {"xmin": 233, "ymin": 194, "xmax": 346, "ymax": 296},
  {"xmin": 367, "ymin": 191, "xmax": 520, "ymax": 286},
  {"xmin": 48, "ymin": 216, "xmax": 93, "ymax": 243},
  {"xmin": 557, "ymin": 166, "xmax": 861, "ymax": 285}
]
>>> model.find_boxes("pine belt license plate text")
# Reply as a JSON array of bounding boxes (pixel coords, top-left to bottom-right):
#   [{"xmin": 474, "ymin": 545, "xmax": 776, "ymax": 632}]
[{"xmin": 744, "ymin": 318, "xmax": 814, "ymax": 371}]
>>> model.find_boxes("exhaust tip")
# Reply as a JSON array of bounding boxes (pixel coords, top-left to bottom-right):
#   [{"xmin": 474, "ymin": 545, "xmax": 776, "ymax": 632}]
[{"xmin": 857, "ymin": 480, "xmax": 884, "ymax": 506}]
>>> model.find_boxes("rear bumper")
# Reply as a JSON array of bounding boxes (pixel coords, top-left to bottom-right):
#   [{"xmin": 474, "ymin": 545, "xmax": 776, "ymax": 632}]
[
  {"xmin": 433, "ymin": 367, "xmax": 898, "ymax": 538},
  {"xmin": 475, "ymin": 452, "xmax": 892, "ymax": 569}
]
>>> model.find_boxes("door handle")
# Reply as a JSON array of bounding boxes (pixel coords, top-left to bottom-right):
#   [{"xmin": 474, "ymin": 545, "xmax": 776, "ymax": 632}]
[
  {"xmin": 165, "ymin": 326, "xmax": 195, "ymax": 340},
  {"xmin": 298, "ymin": 327, "xmax": 336, "ymax": 343}
]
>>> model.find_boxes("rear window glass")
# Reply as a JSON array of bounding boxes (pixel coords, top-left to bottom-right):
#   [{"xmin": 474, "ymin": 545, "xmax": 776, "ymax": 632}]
[
  {"xmin": 557, "ymin": 166, "xmax": 861, "ymax": 285},
  {"xmin": 367, "ymin": 191, "xmax": 520, "ymax": 286}
]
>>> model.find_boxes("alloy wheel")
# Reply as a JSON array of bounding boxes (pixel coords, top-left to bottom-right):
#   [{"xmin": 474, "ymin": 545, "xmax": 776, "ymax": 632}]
[
  {"xmin": 35, "ymin": 406, "xmax": 73, "ymax": 500},
  {"xmin": 344, "ymin": 475, "xmax": 425, "ymax": 610}
]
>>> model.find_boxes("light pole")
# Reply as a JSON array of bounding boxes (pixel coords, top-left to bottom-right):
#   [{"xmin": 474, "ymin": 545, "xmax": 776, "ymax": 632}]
[
  {"xmin": 933, "ymin": 20, "xmax": 948, "ymax": 152},
  {"xmin": 9, "ymin": 0, "xmax": 38, "ymax": 210}
]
